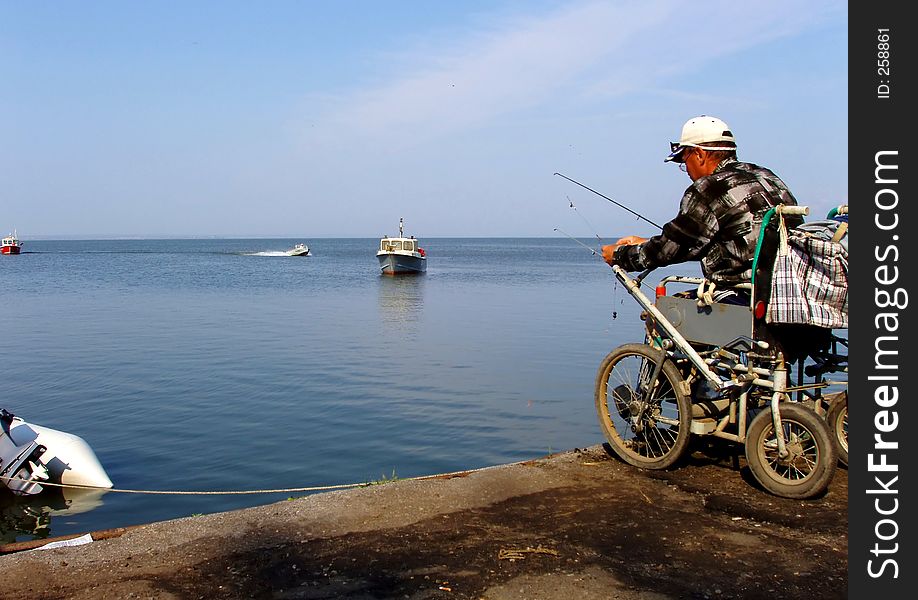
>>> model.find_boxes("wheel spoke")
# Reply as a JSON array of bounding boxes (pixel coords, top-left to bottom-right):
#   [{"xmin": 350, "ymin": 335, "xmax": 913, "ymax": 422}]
[
  {"xmin": 595, "ymin": 345, "xmax": 691, "ymax": 470},
  {"xmin": 752, "ymin": 410, "xmax": 834, "ymax": 492}
]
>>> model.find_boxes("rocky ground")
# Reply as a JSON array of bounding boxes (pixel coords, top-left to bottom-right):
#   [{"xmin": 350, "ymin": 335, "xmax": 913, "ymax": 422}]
[{"xmin": 0, "ymin": 443, "xmax": 847, "ymax": 599}]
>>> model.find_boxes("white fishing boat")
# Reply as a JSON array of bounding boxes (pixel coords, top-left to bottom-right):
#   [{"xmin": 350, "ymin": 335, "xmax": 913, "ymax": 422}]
[
  {"xmin": 377, "ymin": 218, "xmax": 427, "ymax": 275},
  {"xmin": 0, "ymin": 409, "xmax": 112, "ymax": 497},
  {"xmin": 286, "ymin": 243, "xmax": 310, "ymax": 257}
]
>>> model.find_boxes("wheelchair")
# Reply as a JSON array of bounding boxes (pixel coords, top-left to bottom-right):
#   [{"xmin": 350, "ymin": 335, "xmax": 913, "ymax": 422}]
[{"xmin": 594, "ymin": 205, "xmax": 848, "ymax": 499}]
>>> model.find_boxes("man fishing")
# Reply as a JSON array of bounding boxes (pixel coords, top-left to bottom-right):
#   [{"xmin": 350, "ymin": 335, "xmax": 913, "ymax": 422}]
[{"xmin": 601, "ymin": 115, "xmax": 801, "ymax": 304}]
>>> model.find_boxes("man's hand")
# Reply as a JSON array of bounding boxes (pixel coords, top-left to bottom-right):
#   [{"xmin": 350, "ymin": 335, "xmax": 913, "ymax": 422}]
[
  {"xmin": 600, "ymin": 244, "xmax": 618, "ymax": 265},
  {"xmin": 615, "ymin": 235, "xmax": 649, "ymax": 246},
  {"xmin": 601, "ymin": 236, "xmax": 649, "ymax": 266}
]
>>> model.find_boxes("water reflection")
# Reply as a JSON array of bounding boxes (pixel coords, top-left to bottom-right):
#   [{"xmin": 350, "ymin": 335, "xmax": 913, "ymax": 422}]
[
  {"xmin": 0, "ymin": 488, "xmax": 109, "ymax": 543},
  {"xmin": 377, "ymin": 275, "xmax": 426, "ymax": 330}
]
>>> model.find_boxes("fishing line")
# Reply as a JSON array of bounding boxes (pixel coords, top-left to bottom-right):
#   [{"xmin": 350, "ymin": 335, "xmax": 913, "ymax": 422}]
[
  {"xmin": 554, "ymin": 172, "xmax": 663, "ymax": 230},
  {"xmin": 611, "ymin": 278, "xmax": 621, "ymax": 320},
  {"xmin": 567, "ymin": 196, "xmax": 603, "ymax": 246},
  {"xmin": 552, "ymin": 228, "xmax": 630, "ymax": 321}
]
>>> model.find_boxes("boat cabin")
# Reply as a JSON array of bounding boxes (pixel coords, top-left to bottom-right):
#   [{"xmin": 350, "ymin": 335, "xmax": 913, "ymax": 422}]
[{"xmin": 380, "ymin": 237, "xmax": 418, "ymax": 253}]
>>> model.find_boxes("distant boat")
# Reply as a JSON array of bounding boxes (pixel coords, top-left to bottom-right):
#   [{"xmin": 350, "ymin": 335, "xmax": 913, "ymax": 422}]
[
  {"xmin": 286, "ymin": 243, "xmax": 310, "ymax": 257},
  {"xmin": 1, "ymin": 231, "xmax": 22, "ymax": 255},
  {"xmin": 377, "ymin": 218, "xmax": 427, "ymax": 275},
  {"xmin": 0, "ymin": 408, "xmax": 112, "ymax": 496}
]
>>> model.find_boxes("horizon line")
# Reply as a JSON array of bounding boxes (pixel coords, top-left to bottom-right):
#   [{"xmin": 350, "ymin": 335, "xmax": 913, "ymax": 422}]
[{"xmin": 17, "ymin": 234, "xmax": 604, "ymax": 241}]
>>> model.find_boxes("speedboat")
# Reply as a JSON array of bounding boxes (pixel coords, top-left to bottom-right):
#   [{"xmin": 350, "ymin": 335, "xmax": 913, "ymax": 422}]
[
  {"xmin": 1, "ymin": 231, "xmax": 22, "ymax": 255},
  {"xmin": 0, "ymin": 408, "xmax": 112, "ymax": 496},
  {"xmin": 377, "ymin": 218, "xmax": 427, "ymax": 275},
  {"xmin": 286, "ymin": 243, "xmax": 310, "ymax": 257}
]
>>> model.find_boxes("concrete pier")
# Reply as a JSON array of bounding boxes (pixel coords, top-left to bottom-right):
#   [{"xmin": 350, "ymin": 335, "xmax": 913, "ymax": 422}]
[{"xmin": 0, "ymin": 445, "xmax": 847, "ymax": 599}]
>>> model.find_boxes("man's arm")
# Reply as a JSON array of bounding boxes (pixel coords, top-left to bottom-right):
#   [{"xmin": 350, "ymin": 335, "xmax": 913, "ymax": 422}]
[
  {"xmin": 608, "ymin": 191, "xmax": 718, "ymax": 271},
  {"xmin": 602, "ymin": 236, "xmax": 648, "ymax": 266}
]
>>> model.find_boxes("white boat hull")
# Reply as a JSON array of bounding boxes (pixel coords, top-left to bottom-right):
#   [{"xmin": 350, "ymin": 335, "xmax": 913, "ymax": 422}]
[
  {"xmin": 1, "ymin": 411, "xmax": 112, "ymax": 496},
  {"xmin": 377, "ymin": 253, "xmax": 426, "ymax": 275},
  {"xmin": 377, "ymin": 219, "xmax": 426, "ymax": 275}
]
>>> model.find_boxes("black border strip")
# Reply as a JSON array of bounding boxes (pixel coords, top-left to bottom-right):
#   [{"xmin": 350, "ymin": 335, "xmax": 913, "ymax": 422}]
[{"xmin": 850, "ymin": 3, "xmax": 914, "ymax": 595}]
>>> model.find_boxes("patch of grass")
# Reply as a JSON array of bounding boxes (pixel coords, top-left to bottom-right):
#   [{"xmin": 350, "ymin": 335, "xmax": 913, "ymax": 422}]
[{"xmin": 369, "ymin": 468, "xmax": 400, "ymax": 485}]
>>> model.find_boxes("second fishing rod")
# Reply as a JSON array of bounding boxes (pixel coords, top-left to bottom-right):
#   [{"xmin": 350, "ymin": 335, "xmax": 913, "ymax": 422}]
[
  {"xmin": 554, "ymin": 171, "xmax": 662, "ymax": 294},
  {"xmin": 554, "ymin": 172, "xmax": 663, "ymax": 231}
]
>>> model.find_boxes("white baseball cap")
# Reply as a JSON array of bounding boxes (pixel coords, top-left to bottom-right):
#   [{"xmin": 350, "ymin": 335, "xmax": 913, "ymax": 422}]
[{"xmin": 665, "ymin": 115, "xmax": 736, "ymax": 162}]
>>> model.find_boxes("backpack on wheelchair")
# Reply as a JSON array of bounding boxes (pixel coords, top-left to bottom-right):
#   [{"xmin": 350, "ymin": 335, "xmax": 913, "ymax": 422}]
[{"xmin": 594, "ymin": 204, "xmax": 848, "ymax": 499}]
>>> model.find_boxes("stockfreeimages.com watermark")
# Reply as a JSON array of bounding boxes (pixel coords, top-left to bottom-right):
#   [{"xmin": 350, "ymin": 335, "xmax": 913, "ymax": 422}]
[{"xmin": 866, "ymin": 150, "xmax": 904, "ymax": 580}]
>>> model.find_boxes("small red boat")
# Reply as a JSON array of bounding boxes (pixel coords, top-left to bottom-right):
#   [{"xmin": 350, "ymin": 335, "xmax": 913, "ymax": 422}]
[{"xmin": 1, "ymin": 231, "xmax": 22, "ymax": 255}]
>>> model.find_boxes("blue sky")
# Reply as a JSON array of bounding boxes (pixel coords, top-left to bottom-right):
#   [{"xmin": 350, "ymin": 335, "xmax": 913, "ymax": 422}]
[{"xmin": 1, "ymin": 1, "xmax": 847, "ymax": 238}]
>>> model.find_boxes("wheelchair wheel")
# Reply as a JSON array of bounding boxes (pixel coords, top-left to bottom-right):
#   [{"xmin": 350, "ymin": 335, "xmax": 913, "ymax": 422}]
[
  {"xmin": 826, "ymin": 392, "xmax": 848, "ymax": 467},
  {"xmin": 595, "ymin": 343, "xmax": 692, "ymax": 469},
  {"xmin": 745, "ymin": 403, "xmax": 837, "ymax": 499}
]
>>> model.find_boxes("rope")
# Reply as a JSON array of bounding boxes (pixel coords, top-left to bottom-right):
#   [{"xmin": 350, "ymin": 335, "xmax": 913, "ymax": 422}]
[{"xmin": 0, "ymin": 460, "xmax": 532, "ymax": 496}]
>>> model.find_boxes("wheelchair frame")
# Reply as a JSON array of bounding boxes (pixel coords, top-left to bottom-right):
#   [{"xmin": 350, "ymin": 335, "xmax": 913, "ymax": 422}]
[{"xmin": 594, "ymin": 205, "xmax": 847, "ymax": 499}]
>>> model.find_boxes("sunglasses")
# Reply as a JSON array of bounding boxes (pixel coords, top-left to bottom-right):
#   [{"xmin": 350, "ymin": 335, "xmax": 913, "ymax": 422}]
[{"xmin": 676, "ymin": 147, "xmax": 697, "ymax": 171}]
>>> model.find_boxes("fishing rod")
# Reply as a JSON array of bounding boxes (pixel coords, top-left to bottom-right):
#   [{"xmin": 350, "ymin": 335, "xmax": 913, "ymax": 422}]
[
  {"xmin": 553, "ymin": 227, "xmax": 636, "ymax": 319},
  {"xmin": 552, "ymin": 227, "xmax": 602, "ymax": 258},
  {"xmin": 553, "ymin": 225, "xmax": 652, "ymax": 284},
  {"xmin": 554, "ymin": 172, "xmax": 663, "ymax": 230}
]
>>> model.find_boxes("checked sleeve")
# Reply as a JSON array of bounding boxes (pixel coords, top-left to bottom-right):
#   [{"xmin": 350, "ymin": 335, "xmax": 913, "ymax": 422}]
[{"xmin": 614, "ymin": 188, "xmax": 717, "ymax": 272}]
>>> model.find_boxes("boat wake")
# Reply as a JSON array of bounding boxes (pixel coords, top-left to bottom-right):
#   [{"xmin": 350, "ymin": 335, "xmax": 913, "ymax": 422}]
[{"xmin": 245, "ymin": 251, "xmax": 293, "ymax": 257}]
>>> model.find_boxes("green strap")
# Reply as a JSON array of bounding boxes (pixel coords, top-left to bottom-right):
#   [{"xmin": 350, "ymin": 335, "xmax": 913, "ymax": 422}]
[{"xmin": 750, "ymin": 207, "xmax": 778, "ymax": 286}]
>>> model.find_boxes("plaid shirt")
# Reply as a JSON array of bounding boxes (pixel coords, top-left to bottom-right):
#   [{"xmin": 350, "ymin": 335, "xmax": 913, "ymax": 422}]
[{"xmin": 615, "ymin": 159, "xmax": 801, "ymax": 285}]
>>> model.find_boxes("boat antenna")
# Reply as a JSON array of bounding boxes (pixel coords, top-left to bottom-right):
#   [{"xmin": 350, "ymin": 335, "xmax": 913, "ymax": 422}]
[
  {"xmin": 554, "ymin": 172, "xmax": 663, "ymax": 230},
  {"xmin": 399, "ymin": 217, "xmax": 404, "ymax": 237}
]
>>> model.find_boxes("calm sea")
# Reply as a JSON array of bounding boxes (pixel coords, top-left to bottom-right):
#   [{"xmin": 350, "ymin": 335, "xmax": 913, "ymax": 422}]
[{"xmin": 1, "ymin": 237, "xmax": 697, "ymax": 542}]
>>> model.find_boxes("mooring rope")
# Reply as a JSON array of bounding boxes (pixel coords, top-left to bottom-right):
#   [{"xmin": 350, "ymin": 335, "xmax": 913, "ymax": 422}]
[{"xmin": 1, "ymin": 459, "xmax": 537, "ymax": 496}]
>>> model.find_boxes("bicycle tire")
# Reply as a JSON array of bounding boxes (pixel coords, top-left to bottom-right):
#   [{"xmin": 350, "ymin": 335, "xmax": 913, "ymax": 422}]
[
  {"xmin": 826, "ymin": 392, "xmax": 848, "ymax": 467},
  {"xmin": 595, "ymin": 343, "xmax": 692, "ymax": 469},
  {"xmin": 745, "ymin": 402, "xmax": 837, "ymax": 499}
]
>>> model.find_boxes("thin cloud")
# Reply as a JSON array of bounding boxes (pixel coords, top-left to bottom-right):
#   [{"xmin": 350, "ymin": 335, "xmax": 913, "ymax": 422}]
[{"xmin": 303, "ymin": 0, "xmax": 841, "ymax": 148}]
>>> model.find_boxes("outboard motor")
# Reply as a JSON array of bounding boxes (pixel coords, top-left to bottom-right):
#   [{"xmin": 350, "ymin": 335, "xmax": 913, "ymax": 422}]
[{"xmin": 0, "ymin": 409, "xmax": 51, "ymax": 495}]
